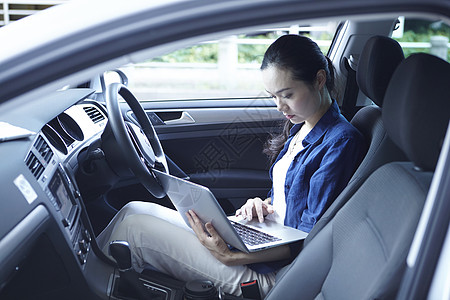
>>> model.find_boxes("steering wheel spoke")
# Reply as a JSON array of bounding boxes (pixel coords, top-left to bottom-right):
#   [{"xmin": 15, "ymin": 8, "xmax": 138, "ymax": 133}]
[
  {"xmin": 126, "ymin": 121, "xmax": 157, "ymax": 166},
  {"xmin": 105, "ymin": 83, "xmax": 168, "ymax": 198}
]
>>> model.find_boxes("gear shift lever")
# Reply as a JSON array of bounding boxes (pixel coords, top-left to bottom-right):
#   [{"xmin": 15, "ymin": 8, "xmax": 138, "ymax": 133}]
[
  {"xmin": 109, "ymin": 240, "xmax": 132, "ymax": 271},
  {"xmin": 109, "ymin": 240, "xmax": 150, "ymax": 299}
]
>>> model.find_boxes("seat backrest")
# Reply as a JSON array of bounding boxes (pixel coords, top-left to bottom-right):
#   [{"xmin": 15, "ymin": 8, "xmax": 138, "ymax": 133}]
[
  {"xmin": 266, "ymin": 53, "xmax": 450, "ymax": 300},
  {"xmin": 303, "ymin": 36, "xmax": 407, "ymax": 244}
]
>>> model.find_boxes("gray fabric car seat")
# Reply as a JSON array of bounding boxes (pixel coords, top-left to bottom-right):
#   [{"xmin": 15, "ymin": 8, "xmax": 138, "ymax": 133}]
[
  {"xmin": 266, "ymin": 53, "xmax": 450, "ymax": 300},
  {"xmin": 303, "ymin": 36, "xmax": 407, "ymax": 244}
]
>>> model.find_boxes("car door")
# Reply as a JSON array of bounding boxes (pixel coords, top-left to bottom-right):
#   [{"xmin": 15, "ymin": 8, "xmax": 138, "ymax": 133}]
[{"xmin": 139, "ymin": 98, "xmax": 284, "ymax": 214}]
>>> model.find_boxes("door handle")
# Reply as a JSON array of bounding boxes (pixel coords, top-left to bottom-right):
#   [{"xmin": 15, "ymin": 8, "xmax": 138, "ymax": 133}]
[{"xmin": 164, "ymin": 111, "xmax": 195, "ymax": 125}]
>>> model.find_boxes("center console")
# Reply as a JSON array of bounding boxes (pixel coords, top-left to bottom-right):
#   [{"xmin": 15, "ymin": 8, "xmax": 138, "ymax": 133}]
[
  {"xmin": 27, "ymin": 132, "xmax": 93, "ymax": 271},
  {"xmin": 44, "ymin": 165, "xmax": 92, "ymax": 267}
]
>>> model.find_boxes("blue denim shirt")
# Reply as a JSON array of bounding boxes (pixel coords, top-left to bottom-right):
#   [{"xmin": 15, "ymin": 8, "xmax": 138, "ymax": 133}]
[{"xmin": 268, "ymin": 100, "xmax": 366, "ymax": 233}]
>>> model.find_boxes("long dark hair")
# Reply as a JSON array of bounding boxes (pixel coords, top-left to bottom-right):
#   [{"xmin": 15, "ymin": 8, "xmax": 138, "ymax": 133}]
[{"xmin": 261, "ymin": 35, "xmax": 336, "ymax": 163}]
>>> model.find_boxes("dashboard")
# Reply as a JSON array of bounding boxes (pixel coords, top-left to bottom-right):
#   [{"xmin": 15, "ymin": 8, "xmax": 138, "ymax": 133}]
[
  {"xmin": 0, "ymin": 88, "xmax": 117, "ymax": 299},
  {"xmin": 1, "ymin": 83, "xmax": 261, "ymax": 300},
  {"xmin": 23, "ymin": 100, "xmax": 107, "ymax": 264},
  {"xmin": 0, "ymin": 88, "xmax": 189, "ymax": 300}
]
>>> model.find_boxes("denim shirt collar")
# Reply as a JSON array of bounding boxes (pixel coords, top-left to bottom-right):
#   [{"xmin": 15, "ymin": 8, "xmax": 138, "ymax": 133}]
[{"xmin": 288, "ymin": 100, "xmax": 341, "ymax": 147}]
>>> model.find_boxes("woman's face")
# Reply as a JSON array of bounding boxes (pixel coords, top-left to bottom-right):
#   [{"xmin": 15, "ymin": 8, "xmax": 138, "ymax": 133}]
[{"xmin": 262, "ymin": 66, "xmax": 324, "ymax": 125}]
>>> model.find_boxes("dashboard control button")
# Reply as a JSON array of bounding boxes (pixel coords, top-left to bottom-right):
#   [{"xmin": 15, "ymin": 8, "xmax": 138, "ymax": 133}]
[
  {"xmin": 76, "ymin": 250, "xmax": 86, "ymax": 265},
  {"xmin": 62, "ymin": 218, "xmax": 70, "ymax": 227}
]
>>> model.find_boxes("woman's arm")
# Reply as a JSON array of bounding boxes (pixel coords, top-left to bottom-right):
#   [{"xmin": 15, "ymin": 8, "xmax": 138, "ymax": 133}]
[
  {"xmin": 296, "ymin": 136, "xmax": 364, "ymax": 231},
  {"xmin": 186, "ymin": 210, "xmax": 290, "ymax": 266}
]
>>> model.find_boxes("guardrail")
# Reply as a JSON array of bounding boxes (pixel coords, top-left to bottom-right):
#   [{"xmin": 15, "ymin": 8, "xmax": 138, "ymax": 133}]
[{"xmin": 0, "ymin": 0, "xmax": 66, "ymax": 26}]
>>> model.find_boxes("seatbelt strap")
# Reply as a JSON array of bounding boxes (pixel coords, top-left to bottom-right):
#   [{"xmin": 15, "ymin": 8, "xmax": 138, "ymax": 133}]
[{"xmin": 341, "ymin": 57, "xmax": 359, "ymax": 121}]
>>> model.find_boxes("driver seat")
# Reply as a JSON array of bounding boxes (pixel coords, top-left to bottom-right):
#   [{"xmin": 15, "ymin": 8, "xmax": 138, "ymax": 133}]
[
  {"xmin": 265, "ymin": 53, "xmax": 450, "ymax": 299},
  {"xmin": 304, "ymin": 35, "xmax": 407, "ymax": 243}
]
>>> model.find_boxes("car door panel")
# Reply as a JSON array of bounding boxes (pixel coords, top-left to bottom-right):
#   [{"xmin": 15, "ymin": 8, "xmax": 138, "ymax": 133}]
[{"xmin": 136, "ymin": 98, "xmax": 284, "ymax": 213}]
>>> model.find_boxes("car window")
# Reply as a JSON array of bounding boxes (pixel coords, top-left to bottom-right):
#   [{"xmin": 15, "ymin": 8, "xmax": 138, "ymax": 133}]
[
  {"xmin": 120, "ymin": 22, "xmax": 339, "ymax": 102},
  {"xmin": 392, "ymin": 16, "xmax": 449, "ymax": 62}
]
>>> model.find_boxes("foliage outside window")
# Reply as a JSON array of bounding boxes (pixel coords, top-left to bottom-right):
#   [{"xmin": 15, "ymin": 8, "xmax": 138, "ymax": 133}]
[
  {"xmin": 151, "ymin": 31, "xmax": 333, "ymax": 65},
  {"xmin": 122, "ymin": 24, "xmax": 338, "ymax": 101},
  {"xmin": 392, "ymin": 18, "xmax": 450, "ymax": 61}
]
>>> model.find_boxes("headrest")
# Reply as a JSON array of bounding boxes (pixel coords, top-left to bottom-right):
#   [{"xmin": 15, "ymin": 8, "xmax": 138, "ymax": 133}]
[
  {"xmin": 357, "ymin": 36, "xmax": 404, "ymax": 106},
  {"xmin": 383, "ymin": 53, "xmax": 450, "ymax": 171}
]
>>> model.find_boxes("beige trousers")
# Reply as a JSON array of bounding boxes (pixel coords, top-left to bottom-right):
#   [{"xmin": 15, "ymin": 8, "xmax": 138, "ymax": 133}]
[{"xmin": 98, "ymin": 201, "xmax": 276, "ymax": 297}]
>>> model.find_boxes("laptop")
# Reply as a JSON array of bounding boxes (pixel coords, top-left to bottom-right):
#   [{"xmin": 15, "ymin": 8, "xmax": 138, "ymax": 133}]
[{"xmin": 153, "ymin": 169, "xmax": 308, "ymax": 253}]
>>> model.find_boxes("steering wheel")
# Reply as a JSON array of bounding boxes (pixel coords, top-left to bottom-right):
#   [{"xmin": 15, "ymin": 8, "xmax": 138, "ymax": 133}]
[{"xmin": 105, "ymin": 83, "xmax": 168, "ymax": 198}]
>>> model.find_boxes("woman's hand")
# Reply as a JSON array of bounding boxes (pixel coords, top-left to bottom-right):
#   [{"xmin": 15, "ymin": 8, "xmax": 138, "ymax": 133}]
[
  {"xmin": 235, "ymin": 197, "xmax": 274, "ymax": 223},
  {"xmin": 186, "ymin": 209, "xmax": 291, "ymax": 266},
  {"xmin": 186, "ymin": 210, "xmax": 237, "ymax": 266}
]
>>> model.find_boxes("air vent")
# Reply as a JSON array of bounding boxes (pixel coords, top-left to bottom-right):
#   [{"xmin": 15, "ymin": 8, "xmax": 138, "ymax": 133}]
[
  {"xmin": 35, "ymin": 135, "xmax": 52, "ymax": 164},
  {"xmin": 25, "ymin": 135, "xmax": 53, "ymax": 180},
  {"xmin": 25, "ymin": 152, "xmax": 45, "ymax": 179},
  {"xmin": 83, "ymin": 105, "xmax": 105, "ymax": 124}
]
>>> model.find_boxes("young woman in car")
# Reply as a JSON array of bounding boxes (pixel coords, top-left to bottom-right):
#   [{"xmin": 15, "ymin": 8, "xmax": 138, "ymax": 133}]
[{"xmin": 99, "ymin": 34, "xmax": 366, "ymax": 297}]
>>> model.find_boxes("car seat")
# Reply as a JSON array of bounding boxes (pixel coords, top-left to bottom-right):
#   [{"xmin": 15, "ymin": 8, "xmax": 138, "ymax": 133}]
[
  {"xmin": 266, "ymin": 53, "xmax": 450, "ymax": 299},
  {"xmin": 304, "ymin": 36, "xmax": 407, "ymax": 244}
]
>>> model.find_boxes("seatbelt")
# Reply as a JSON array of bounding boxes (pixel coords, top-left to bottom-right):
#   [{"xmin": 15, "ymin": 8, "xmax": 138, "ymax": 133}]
[{"xmin": 341, "ymin": 56, "xmax": 359, "ymax": 121}]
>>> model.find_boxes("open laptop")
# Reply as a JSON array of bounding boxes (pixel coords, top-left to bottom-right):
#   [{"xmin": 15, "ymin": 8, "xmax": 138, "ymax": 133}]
[{"xmin": 153, "ymin": 169, "xmax": 308, "ymax": 253}]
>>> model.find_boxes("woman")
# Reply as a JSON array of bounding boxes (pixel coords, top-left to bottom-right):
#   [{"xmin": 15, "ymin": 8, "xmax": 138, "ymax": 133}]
[{"xmin": 99, "ymin": 34, "xmax": 366, "ymax": 297}]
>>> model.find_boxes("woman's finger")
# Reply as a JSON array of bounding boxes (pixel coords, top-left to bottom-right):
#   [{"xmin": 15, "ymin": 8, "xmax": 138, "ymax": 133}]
[
  {"xmin": 204, "ymin": 222, "xmax": 218, "ymax": 237},
  {"xmin": 261, "ymin": 202, "xmax": 274, "ymax": 214},
  {"xmin": 186, "ymin": 210, "xmax": 207, "ymax": 240},
  {"xmin": 255, "ymin": 201, "xmax": 264, "ymax": 223},
  {"xmin": 235, "ymin": 208, "xmax": 242, "ymax": 217},
  {"xmin": 186, "ymin": 210, "xmax": 195, "ymax": 227},
  {"xmin": 244, "ymin": 204, "xmax": 253, "ymax": 221}
]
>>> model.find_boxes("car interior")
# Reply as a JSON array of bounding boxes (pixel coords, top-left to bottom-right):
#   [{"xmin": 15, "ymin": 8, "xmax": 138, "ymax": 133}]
[
  {"xmin": 0, "ymin": 2, "xmax": 449, "ymax": 299},
  {"xmin": 267, "ymin": 51, "xmax": 450, "ymax": 300}
]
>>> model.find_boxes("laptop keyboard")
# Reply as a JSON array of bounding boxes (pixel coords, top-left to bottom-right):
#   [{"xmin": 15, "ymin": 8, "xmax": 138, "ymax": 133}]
[{"xmin": 231, "ymin": 221, "xmax": 281, "ymax": 246}]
